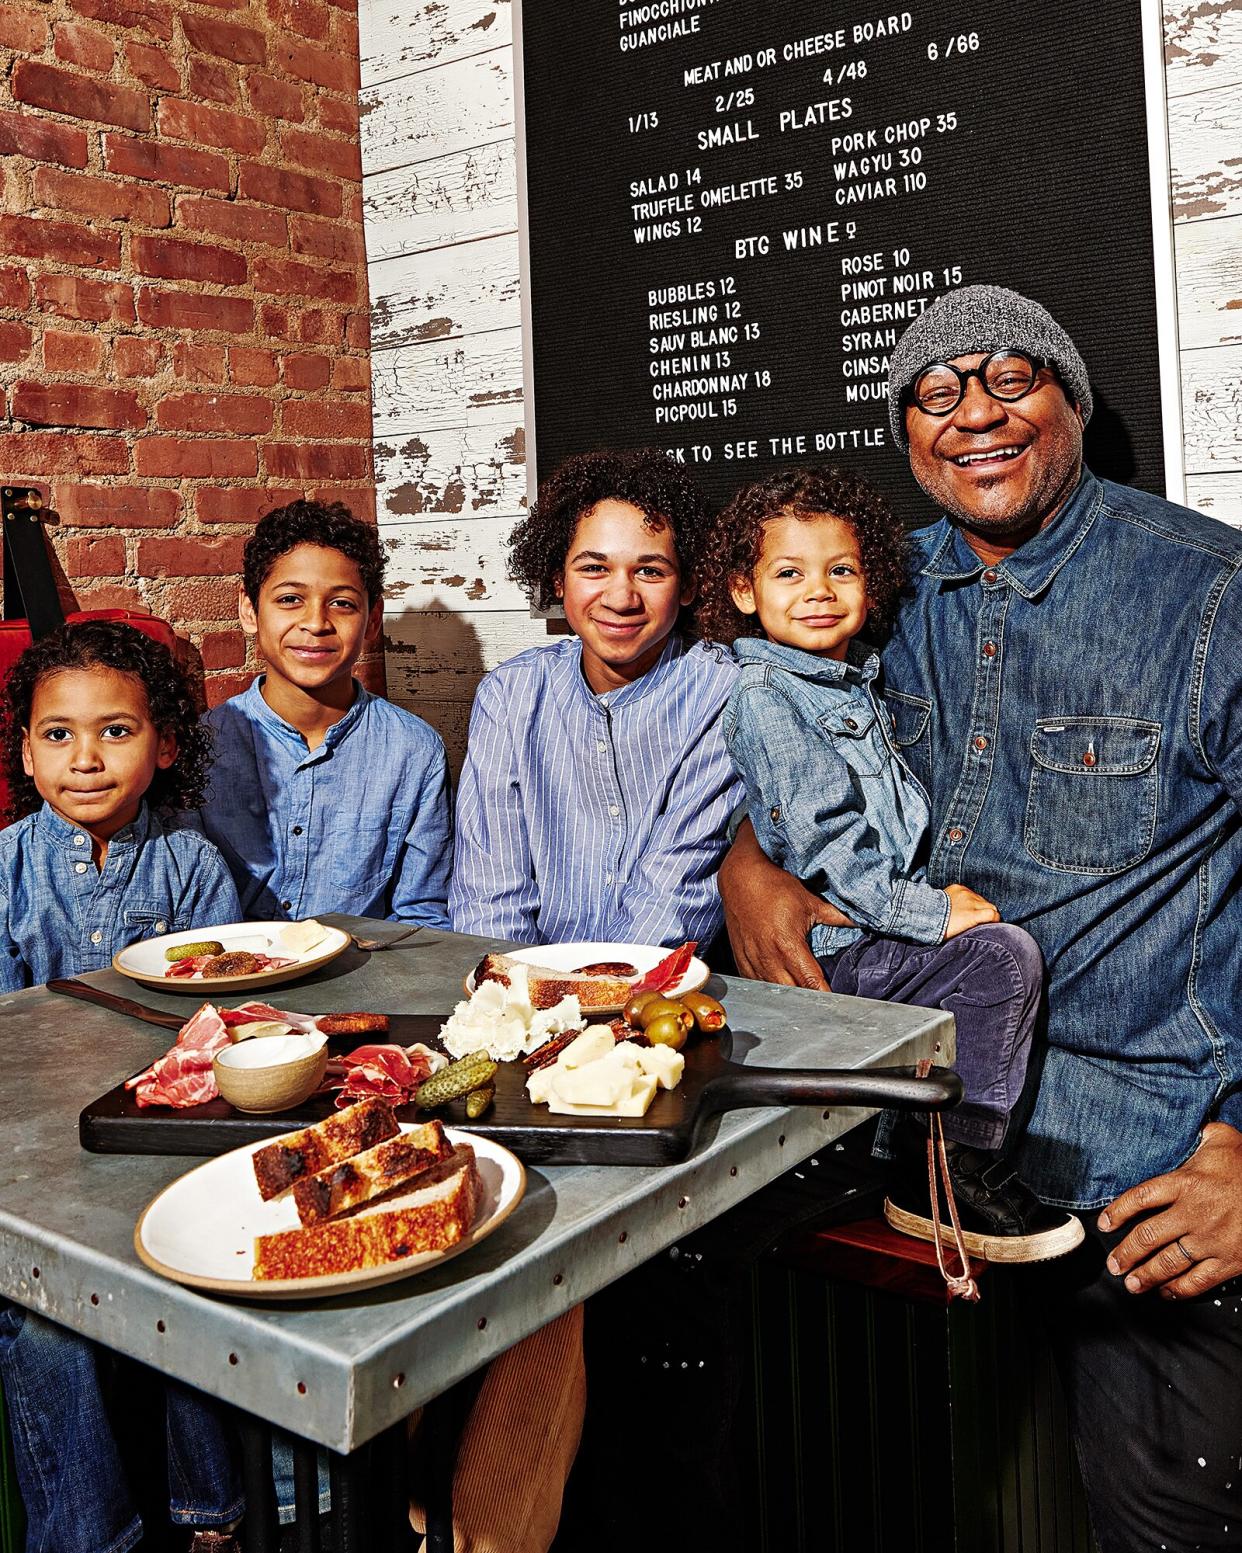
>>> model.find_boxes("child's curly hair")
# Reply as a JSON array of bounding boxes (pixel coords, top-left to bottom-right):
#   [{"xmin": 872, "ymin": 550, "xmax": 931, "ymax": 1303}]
[
  {"xmin": 243, "ymin": 499, "xmax": 385, "ymax": 607},
  {"xmin": 694, "ymin": 466, "xmax": 910, "ymax": 645},
  {"xmin": 1, "ymin": 621, "xmax": 212, "ymax": 823},
  {"xmin": 507, "ymin": 448, "xmax": 711, "ymax": 617}
]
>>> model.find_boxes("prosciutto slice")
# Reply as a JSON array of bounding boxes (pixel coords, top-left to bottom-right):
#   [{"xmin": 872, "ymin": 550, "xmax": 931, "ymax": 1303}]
[
  {"xmin": 125, "ymin": 1003, "xmax": 230, "ymax": 1108},
  {"xmin": 324, "ymin": 1043, "xmax": 446, "ymax": 1109}
]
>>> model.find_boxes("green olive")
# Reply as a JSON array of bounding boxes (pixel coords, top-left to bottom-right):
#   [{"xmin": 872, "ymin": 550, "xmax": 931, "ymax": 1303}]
[
  {"xmin": 623, "ymin": 988, "xmax": 663, "ymax": 1027},
  {"xmin": 642, "ymin": 1013, "xmax": 688, "ymax": 1051},
  {"xmin": 679, "ymin": 991, "xmax": 727, "ymax": 1033},
  {"xmin": 636, "ymin": 996, "xmax": 693, "ymax": 1033}
]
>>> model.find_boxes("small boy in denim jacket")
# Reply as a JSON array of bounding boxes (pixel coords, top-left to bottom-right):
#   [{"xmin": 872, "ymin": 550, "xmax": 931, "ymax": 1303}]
[{"xmin": 697, "ymin": 466, "xmax": 1081, "ymax": 1263}]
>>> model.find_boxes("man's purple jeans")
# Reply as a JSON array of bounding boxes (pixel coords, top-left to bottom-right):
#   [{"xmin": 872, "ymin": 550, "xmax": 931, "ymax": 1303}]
[{"xmin": 819, "ymin": 922, "xmax": 1043, "ymax": 1152}]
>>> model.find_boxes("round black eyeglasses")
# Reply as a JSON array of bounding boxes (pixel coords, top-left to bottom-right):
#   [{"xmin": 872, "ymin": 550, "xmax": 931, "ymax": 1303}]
[{"xmin": 910, "ymin": 350, "xmax": 1047, "ymax": 416}]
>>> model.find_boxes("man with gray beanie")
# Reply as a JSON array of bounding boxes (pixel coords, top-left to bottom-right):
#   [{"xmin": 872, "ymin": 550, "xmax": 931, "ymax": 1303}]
[{"xmin": 719, "ymin": 284, "xmax": 1242, "ymax": 1550}]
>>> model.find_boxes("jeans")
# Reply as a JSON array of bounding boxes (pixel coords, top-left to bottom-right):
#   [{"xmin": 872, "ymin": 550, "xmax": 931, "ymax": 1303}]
[
  {"xmin": 819, "ymin": 922, "xmax": 1042, "ymax": 1152},
  {"xmin": 0, "ymin": 1302, "xmax": 243, "ymax": 1553}
]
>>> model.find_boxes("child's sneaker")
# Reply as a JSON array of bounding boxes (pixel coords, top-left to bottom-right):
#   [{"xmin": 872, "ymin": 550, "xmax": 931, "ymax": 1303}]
[{"xmin": 884, "ymin": 1141, "xmax": 1085, "ymax": 1264}]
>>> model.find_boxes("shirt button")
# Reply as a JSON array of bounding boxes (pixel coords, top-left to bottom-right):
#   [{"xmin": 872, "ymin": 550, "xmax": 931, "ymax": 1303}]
[
  {"xmin": 90, "ymin": 930, "xmax": 103, "ymax": 944},
  {"xmin": 609, "ymin": 805, "xmax": 620, "ymax": 817},
  {"xmin": 1082, "ymin": 750, "xmax": 1097, "ymax": 767},
  {"xmin": 73, "ymin": 834, "xmax": 86, "ymax": 847},
  {"xmin": 973, "ymin": 736, "xmax": 989, "ymax": 752},
  {"xmin": 605, "ymin": 873, "xmax": 613, "ymax": 884},
  {"xmin": 292, "ymin": 826, "xmax": 303, "ymax": 836},
  {"xmin": 947, "ymin": 827, "xmax": 964, "ymax": 844},
  {"xmin": 596, "ymin": 740, "xmax": 607, "ymax": 752},
  {"xmin": 74, "ymin": 861, "xmax": 88, "ymax": 874},
  {"xmin": 281, "ymin": 900, "xmax": 292, "ymax": 910},
  {"xmin": 844, "ymin": 717, "xmax": 858, "ymax": 731},
  {"xmin": 983, "ymin": 568, "xmax": 999, "ymax": 584},
  {"xmin": 155, "ymin": 921, "xmax": 166, "ymax": 933},
  {"xmin": 982, "ymin": 641, "xmax": 997, "ymax": 659},
  {"xmin": 771, "ymin": 806, "xmax": 781, "ymax": 822}
]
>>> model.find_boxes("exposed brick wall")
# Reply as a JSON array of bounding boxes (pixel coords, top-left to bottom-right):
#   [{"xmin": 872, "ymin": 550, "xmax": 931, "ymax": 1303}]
[{"xmin": 0, "ymin": 0, "xmax": 381, "ymax": 704}]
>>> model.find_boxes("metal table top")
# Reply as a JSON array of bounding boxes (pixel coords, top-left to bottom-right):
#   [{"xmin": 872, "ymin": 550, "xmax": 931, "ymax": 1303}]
[{"xmin": 0, "ymin": 918, "xmax": 951, "ymax": 1451}]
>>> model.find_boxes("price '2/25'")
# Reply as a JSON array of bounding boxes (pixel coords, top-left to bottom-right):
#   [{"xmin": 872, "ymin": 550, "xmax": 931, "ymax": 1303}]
[{"xmin": 927, "ymin": 32, "xmax": 980, "ymax": 60}]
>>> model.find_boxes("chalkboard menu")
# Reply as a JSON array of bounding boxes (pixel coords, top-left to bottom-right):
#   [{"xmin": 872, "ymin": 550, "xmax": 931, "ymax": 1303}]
[{"xmin": 518, "ymin": 0, "xmax": 1178, "ymax": 520}]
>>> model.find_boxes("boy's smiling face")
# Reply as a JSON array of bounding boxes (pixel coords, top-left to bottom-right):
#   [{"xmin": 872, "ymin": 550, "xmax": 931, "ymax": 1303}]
[
  {"xmin": 241, "ymin": 542, "xmax": 380, "ymax": 700},
  {"xmin": 22, "ymin": 667, "xmax": 175, "ymax": 842},
  {"xmin": 730, "ymin": 512, "xmax": 870, "ymax": 659},
  {"xmin": 556, "ymin": 499, "xmax": 692, "ymax": 694}
]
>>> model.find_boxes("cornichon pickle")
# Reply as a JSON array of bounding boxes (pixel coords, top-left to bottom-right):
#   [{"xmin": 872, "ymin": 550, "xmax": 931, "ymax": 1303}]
[
  {"xmin": 623, "ymin": 988, "xmax": 663, "ymax": 1026},
  {"xmin": 465, "ymin": 1085, "xmax": 495, "ymax": 1120},
  {"xmin": 415, "ymin": 1052, "xmax": 498, "ymax": 1109},
  {"xmin": 679, "ymin": 991, "xmax": 727, "ymax": 1033},
  {"xmin": 636, "ymin": 996, "xmax": 693, "ymax": 1033},
  {"xmin": 165, "ymin": 939, "xmax": 224, "ymax": 962}
]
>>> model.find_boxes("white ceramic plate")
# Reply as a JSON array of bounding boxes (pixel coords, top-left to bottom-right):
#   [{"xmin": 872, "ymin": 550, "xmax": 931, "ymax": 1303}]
[
  {"xmin": 113, "ymin": 921, "xmax": 351, "ymax": 995},
  {"xmin": 134, "ymin": 1127, "xmax": 525, "ymax": 1299},
  {"xmin": 465, "ymin": 941, "xmax": 710, "ymax": 1013}
]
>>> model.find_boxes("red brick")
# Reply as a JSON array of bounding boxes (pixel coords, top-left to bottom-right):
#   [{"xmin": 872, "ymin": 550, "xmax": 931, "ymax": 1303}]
[
  {"xmin": 310, "ymin": 485, "xmax": 375, "ymax": 521},
  {"xmin": 0, "ymin": 432, "xmax": 129, "ymax": 477},
  {"xmin": 171, "ymin": 340, "xmax": 227, "ymax": 382},
  {"xmin": 237, "ymin": 162, "xmax": 340, "ymax": 217},
  {"xmin": 265, "ymin": 0, "xmax": 328, "ymax": 40},
  {"xmin": 252, "ymin": 256, "xmax": 356, "ymax": 304},
  {"xmin": 279, "ymin": 125, "xmax": 360, "ymax": 182},
  {"xmin": 317, "ymin": 95, "xmax": 358, "ymax": 136},
  {"xmin": 54, "ymin": 482, "xmax": 178, "ymax": 525},
  {"xmin": 175, "ymin": 193, "xmax": 286, "ymax": 248},
  {"xmin": 0, "ymin": 107, "xmax": 90, "ymax": 169},
  {"xmin": 13, "ymin": 61, "xmax": 150, "ymax": 133},
  {"xmin": 331, "ymin": 356, "xmax": 369, "ymax": 393},
  {"xmin": 14, "ymin": 382, "xmax": 146, "ymax": 432},
  {"xmin": 0, "ymin": 322, "xmax": 34, "ymax": 363},
  {"xmin": 292, "ymin": 308, "xmax": 344, "ymax": 346},
  {"xmin": 138, "ymin": 534, "xmax": 247, "ymax": 575},
  {"xmin": 44, "ymin": 330, "xmax": 106, "ymax": 375},
  {"xmin": 200, "ymin": 629, "xmax": 245, "ymax": 669},
  {"xmin": 229, "ymin": 347, "xmax": 278, "ymax": 387},
  {"xmin": 244, "ymin": 72, "xmax": 304, "ymax": 122},
  {"xmin": 205, "ymin": 670, "xmax": 254, "ymax": 706},
  {"xmin": 54, "ymin": 21, "xmax": 115, "ymax": 72},
  {"xmin": 104, "ymin": 133, "xmax": 230, "ymax": 193},
  {"xmin": 181, "ymin": 14, "xmax": 264, "ymax": 63},
  {"xmin": 187, "ymin": 57, "xmax": 238, "ymax": 104},
  {"xmin": 156, "ymin": 392, "xmax": 273, "ymax": 434},
  {"xmin": 282, "ymin": 352, "xmax": 329, "ymax": 391},
  {"xmin": 159, "ymin": 576, "xmax": 244, "ymax": 619},
  {"xmin": 272, "ymin": 36, "xmax": 357, "ymax": 92},
  {"xmin": 0, "ymin": 267, "xmax": 29, "ymax": 309},
  {"xmin": 345, "ymin": 310, "xmax": 369, "ymax": 351},
  {"xmin": 132, "ymin": 234, "xmax": 247, "ymax": 286},
  {"xmin": 158, "ymin": 97, "xmax": 264, "ymax": 156},
  {"xmin": 282, "ymin": 398, "xmax": 370, "ymax": 439},
  {"xmin": 33, "ymin": 166, "xmax": 171, "ymax": 228},
  {"xmin": 125, "ymin": 40, "xmax": 178, "ymax": 89},
  {"xmin": 136, "ymin": 287, "xmax": 253, "ymax": 333},
  {"xmin": 136, "ymin": 435, "xmax": 257, "ymax": 477},
  {"xmin": 1, "ymin": 216, "xmax": 120, "ymax": 270},
  {"xmin": 71, "ymin": 0, "xmax": 171, "ymax": 39},
  {"xmin": 71, "ymin": 582, "xmax": 145, "ymax": 611},
  {"xmin": 194, "ymin": 484, "xmax": 299, "ymax": 522},
  {"xmin": 113, "ymin": 336, "xmax": 164, "ymax": 378},
  {"xmin": 65, "ymin": 535, "xmax": 125, "ymax": 576},
  {"xmin": 35, "ymin": 274, "xmax": 135, "ymax": 324},
  {"xmin": 288, "ymin": 213, "xmax": 365, "ymax": 264},
  {"xmin": 263, "ymin": 442, "xmax": 368, "ymax": 480},
  {"xmin": 0, "ymin": 4, "xmax": 48, "ymax": 52}
]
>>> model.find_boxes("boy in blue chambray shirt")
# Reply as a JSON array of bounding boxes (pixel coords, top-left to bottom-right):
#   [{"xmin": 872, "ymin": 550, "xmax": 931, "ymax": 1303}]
[
  {"xmin": 198, "ymin": 500, "xmax": 452, "ymax": 926},
  {"xmin": 697, "ymin": 466, "xmax": 1082, "ymax": 1264}
]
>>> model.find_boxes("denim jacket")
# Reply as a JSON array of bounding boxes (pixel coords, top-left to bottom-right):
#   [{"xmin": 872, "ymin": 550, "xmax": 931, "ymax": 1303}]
[
  {"xmin": 882, "ymin": 471, "xmax": 1242, "ymax": 1208},
  {"xmin": 725, "ymin": 638, "xmax": 950, "ymax": 959}
]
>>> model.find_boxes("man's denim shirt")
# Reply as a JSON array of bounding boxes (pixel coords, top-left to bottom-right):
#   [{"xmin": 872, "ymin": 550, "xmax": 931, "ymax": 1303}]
[
  {"xmin": 725, "ymin": 638, "xmax": 949, "ymax": 959},
  {"xmin": 882, "ymin": 471, "xmax": 1242, "ymax": 1208}
]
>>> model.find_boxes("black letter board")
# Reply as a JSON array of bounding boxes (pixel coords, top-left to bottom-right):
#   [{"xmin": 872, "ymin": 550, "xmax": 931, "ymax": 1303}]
[{"xmin": 517, "ymin": 0, "xmax": 1179, "ymax": 521}]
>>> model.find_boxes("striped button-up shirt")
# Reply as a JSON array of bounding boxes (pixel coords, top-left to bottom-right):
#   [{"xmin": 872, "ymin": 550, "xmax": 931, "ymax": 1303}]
[{"xmin": 449, "ymin": 633, "xmax": 741, "ymax": 948}]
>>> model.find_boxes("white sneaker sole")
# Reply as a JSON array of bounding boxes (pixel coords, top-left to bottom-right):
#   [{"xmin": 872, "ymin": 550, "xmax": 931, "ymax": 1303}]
[{"xmin": 883, "ymin": 1198, "xmax": 1086, "ymax": 1264}]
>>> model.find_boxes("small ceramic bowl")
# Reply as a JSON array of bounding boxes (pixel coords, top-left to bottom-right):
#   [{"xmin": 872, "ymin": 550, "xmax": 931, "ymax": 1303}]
[{"xmin": 212, "ymin": 1034, "xmax": 328, "ymax": 1114}]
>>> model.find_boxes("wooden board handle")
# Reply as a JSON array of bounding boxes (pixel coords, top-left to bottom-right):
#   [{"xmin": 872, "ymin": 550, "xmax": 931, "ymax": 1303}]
[
  {"xmin": 695, "ymin": 1063, "xmax": 962, "ymax": 1123},
  {"xmin": 47, "ymin": 978, "xmax": 184, "ymax": 1030}
]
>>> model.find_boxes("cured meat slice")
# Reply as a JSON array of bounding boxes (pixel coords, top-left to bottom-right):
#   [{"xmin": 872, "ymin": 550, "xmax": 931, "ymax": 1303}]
[
  {"xmin": 125, "ymin": 1002, "xmax": 230, "ymax": 1108},
  {"xmin": 324, "ymin": 1043, "xmax": 444, "ymax": 1110}
]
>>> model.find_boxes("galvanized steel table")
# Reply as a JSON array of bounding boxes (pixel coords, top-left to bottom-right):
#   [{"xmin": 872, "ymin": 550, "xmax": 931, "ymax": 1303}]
[{"xmin": 0, "ymin": 919, "xmax": 952, "ymax": 1549}]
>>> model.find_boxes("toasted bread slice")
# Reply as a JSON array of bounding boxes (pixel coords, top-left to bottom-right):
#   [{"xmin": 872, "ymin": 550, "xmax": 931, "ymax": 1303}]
[
  {"xmin": 253, "ymin": 1146, "xmax": 480, "ymax": 1281},
  {"xmin": 316, "ymin": 1011, "xmax": 390, "ymax": 1037},
  {"xmin": 290, "ymin": 1119, "xmax": 452, "ymax": 1226},
  {"xmin": 251, "ymin": 1096, "xmax": 400, "ymax": 1201},
  {"xmin": 473, "ymin": 952, "xmax": 633, "ymax": 1011}
]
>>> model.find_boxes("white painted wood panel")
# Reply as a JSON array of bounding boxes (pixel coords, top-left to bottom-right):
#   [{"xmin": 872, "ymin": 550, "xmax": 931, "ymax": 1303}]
[
  {"xmin": 360, "ymin": 48, "xmax": 512, "ymax": 177},
  {"xmin": 1174, "ymin": 214, "xmax": 1242, "ymax": 350},
  {"xmin": 1168, "ymin": 82, "xmax": 1242, "ymax": 222},
  {"xmin": 369, "ymin": 232, "xmax": 522, "ymax": 349},
  {"xmin": 1181, "ymin": 344, "xmax": 1242, "ymax": 470},
  {"xmin": 374, "ymin": 419, "xmax": 526, "ymax": 520},
  {"xmin": 363, "ymin": 141, "xmax": 517, "ymax": 262},
  {"xmin": 381, "ymin": 515, "xmax": 533, "ymax": 611},
  {"xmin": 1164, "ymin": 0, "xmax": 1242, "ymax": 98},
  {"xmin": 370, "ymin": 327, "xmax": 524, "ymax": 436},
  {"xmin": 361, "ymin": 0, "xmax": 513, "ymax": 90},
  {"xmin": 1186, "ymin": 471, "xmax": 1242, "ymax": 522},
  {"xmin": 383, "ymin": 608, "xmax": 551, "ymax": 700}
]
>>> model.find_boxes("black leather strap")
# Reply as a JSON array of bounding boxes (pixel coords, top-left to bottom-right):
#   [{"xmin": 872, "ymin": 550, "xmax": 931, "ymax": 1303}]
[{"xmin": 2, "ymin": 486, "xmax": 64, "ymax": 637}]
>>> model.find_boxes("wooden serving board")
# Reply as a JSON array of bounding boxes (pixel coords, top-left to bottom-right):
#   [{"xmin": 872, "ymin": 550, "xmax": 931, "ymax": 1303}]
[{"xmin": 77, "ymin": 1010, "xmax": 960, "ymax": 1167}]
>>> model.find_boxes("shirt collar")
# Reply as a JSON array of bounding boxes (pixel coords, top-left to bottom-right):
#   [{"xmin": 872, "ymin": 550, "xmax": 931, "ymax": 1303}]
[
  {"xmin": 920, "ymin": 469, "xmax": 1103, "ymax": 601},
  {"xmin": 241, "ymin": 675, "xmax": 370, "ymax": 754},
  {"xmin": 570, "ymin": 632, "xmax": 689, "ymax": 714},
  {"xmin": 735, "ymin": 636, "xmax": 878, "ymax": 685},
  {"xmin": 35, "ymin": 798, "xmax": 151, "ymax": 852}
]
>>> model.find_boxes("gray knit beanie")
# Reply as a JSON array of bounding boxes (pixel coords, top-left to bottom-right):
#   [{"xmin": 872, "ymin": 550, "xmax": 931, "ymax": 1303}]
[{"xmin": 887, "ymin": 285, "xmax": 1092, "ymax": 449}]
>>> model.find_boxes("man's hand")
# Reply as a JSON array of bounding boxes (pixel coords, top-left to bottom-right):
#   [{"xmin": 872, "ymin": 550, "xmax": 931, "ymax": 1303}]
[
  {"xmin": 943, "ymin": 883, "xmax": 1001, "ymax": 939},
  {"xmin": 1098, "ymin": 1121, "xmax": 1242, "ymax": 1298},
  {"xmin": 718, "ymin": 820, "xmax": 851, "ymax": 989}
]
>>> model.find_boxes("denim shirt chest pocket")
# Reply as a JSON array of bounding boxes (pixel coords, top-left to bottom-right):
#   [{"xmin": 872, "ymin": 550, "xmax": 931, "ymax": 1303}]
[
  {"xmin": 884, "ymin": 689, "xmax": 933, "ymax": 791},
  {"xmin": 123, "ymin": 898, "xmax": 190, "ymax": 946},
  {"xmin": 1024, "ymin": 716, "xmax": 1161, "ymax": 875},
  {"xmin": 816, "ymin": 697, "xmax": 885, "ymax": 777}
]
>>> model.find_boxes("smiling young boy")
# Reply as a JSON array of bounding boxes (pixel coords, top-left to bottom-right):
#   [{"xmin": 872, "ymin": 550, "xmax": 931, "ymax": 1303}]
[
  {"xmin": 198, "ymin": 500, "xmax": 451, "ymax": 925},
  {"xmin": 450, "ymin": 447, "xmax": 740, "ymax": 947}
]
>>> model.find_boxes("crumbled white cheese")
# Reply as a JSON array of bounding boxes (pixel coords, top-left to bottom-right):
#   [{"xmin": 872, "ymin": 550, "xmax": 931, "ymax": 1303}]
[{"xmin": 439, "ymin": 981, "xmax": 585, "ymax": 1062}]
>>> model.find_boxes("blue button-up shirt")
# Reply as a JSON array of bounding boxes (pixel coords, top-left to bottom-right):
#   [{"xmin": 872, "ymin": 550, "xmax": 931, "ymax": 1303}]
[
  {"xmin": 450, "ymin": 634, "xmax": 742, "ymax": 947},
  {"xmin": 881, "ymin": 471, "xmax": 1242, "ymax": 1208},
  {"xmin": 726, "ymin": 637, "xmax": 949, "ymax": 958},
  {"xmin": 198, "ymin": 679, "xmax": 452, "ymax": 925},
  {"xmin": 0, "ymin": 802, "xmax": 241, "ymax": 992}
]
